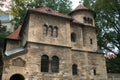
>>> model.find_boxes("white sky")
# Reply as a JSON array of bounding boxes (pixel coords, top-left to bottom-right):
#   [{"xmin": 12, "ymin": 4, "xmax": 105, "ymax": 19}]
[{"xmin": 70, "ymin": 0, "xmax": 81, "ymax": 9}]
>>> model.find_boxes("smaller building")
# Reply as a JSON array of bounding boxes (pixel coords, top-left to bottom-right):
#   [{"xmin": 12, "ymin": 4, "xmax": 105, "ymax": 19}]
[{"xmin": 0, "ymin": 13, "xmax": 14, "ymax": 32}]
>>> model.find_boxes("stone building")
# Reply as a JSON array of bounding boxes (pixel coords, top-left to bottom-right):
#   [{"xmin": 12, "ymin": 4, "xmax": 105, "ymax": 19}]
[{"xmin": 2, "ymin": 5, "xmax": 107, "ymax": 80}]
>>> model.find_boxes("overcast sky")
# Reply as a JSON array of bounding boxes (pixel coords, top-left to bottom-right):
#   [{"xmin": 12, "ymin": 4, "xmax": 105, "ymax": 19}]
[{"xmin": 70, "ymin": 0, "xmax": 81, "ymax": 9}]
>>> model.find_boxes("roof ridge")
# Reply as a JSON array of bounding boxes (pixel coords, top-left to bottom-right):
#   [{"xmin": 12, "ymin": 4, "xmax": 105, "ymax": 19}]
[{"xmin": 6, "ymin": 25, "xmax": 21, "ymax": 40}]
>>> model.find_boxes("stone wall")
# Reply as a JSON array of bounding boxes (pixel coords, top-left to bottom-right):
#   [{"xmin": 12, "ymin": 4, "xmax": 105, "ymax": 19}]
[
  {"xmin": 28, "ymin": 13, "xmax": 71, "ymax": 47},
  {"xmin": 2, "ymin": 43, "xmax": 107, "ymax": 80}
]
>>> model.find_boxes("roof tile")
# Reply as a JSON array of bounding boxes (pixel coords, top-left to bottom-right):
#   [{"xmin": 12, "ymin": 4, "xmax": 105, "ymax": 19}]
[
  {"xmin": 30, "ymin": 7, "xmax": 71, "ymax": 19},
  {"xmin": 6, "ymin": 26, "xmax": 21, "ymax": 40}
]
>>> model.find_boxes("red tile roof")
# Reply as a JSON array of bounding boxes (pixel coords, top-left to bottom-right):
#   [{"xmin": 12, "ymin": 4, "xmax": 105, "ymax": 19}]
[
  {"xmin": 69, "ymin": 5, "xmax": 95, "ymax": 17},
  {"xmin": 30, "ymin": 7, "xmax": 72, "ymax": 19},
  {"xmin": 6, "ymin": 26, "xmax": 21, "ymax": 40}
]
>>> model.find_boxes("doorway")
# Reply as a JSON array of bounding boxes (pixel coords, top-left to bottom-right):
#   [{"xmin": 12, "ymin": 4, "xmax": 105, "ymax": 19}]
[{"xmin": 10, "ymin": 74, "xmax": 25, "ymax": 80}]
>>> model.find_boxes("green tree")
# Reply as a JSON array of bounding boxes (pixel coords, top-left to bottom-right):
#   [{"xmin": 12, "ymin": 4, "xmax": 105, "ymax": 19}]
[
  {"xmin": 83, "ymin": 0, "xmax": 120, "ymax": 53},
  {"xmin": 11, "ymin": 0, "xmax": 72, "ymax": 29},
  {"xmin": 106, "ymin": 54, "xmax": 120, "ymax": 73},
  {"xmin": 0, "ymin": 22, "xmax": 9, "ymax": 48},
  {"xmin": 83, "ymin": 0, "xmax": 120, "ymax": 73}
]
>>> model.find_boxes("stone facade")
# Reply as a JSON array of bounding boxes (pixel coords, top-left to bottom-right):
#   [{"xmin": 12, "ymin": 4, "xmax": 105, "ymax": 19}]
[{"xmin": 2, "ymin": 5, "xmax": 107, "ymax": 80}]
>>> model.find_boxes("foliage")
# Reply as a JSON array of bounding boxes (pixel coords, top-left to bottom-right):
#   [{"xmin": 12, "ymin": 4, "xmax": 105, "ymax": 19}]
[
  {"xmin": 106, "ymin": 54, "xmax": 120, "ymax": 73},
  {"xmin": 83, "ymin": 0, "xmax": 120, "ymax": 54},
  {"xmin": 10, "ymin": 0, "xmax": 72, "ymax": 29},
  {"xmin": 0, "ymin": 25, "xmax": 9, "ymax": 48},
  {"xmin": 83, "ymin": 0, "xmax": 120, "ymax": 73}
]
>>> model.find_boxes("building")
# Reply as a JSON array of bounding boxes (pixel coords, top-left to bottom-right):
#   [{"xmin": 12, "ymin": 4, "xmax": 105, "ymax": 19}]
[
  {"xmin": 0, "ymin": 0, "xmax": 13, "ymax": 32},
  {"xmin": 2, "ymin": 5, "xmax": 107, "ymax": 80},
  {"xmin": 0, "ymin": 13, "xmax": 14, "ymax": 32}
]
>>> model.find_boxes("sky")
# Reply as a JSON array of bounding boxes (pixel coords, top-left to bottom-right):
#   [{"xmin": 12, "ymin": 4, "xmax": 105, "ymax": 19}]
[{"xmin": 70, "ymin": 0, "xmax": 80, "ymax": 9}]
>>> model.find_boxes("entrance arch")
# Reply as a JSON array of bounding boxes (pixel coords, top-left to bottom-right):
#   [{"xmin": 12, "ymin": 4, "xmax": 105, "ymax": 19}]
[{"xmin": 10, "ymin": 74, "xmax": 25, "ymax": 80}]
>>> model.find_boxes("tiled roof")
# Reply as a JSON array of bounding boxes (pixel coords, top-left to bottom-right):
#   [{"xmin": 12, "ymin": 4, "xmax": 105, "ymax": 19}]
[
  {"xmin": 30, "ymin": 7, "xmax": 72, "ymax": 19},
  {"xmin": 6, "ymin": 26, "xmax": 21, "ymax": 40},
  {"xmin": 69, "ymin": 5, "xmax": 95, "ymax": 16},
  {"xmin": 75, "ymin": 5, "xmax": 88, "ymax": 10}
]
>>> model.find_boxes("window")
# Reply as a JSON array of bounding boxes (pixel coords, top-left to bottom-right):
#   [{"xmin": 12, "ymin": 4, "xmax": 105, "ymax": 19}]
[
  {"xmin": 51, "ymin": 56, "xmax": 59, "ymax": 72},
  {"xmin": 83, "ymin": 17, "xmax": 93, "ymax": 25},
  {"xmin": 41, "ymin": 55, "xmax": 49, "ymax": 72},
  {"xmin": 43, "ymin": 24, "xmax": 48, "ymax": 36},
  {"xmin": 72, "ymin": 64, "xmax": 78, "ymax": 75},
  {"xmin": 53, "ymin": 26, "xmax": 58, "ymax": 37},
  {"xmin": 90, "ymin": 39, "xmax": 93, "ymax": 45},
  {"xmin": 71, "ymin": 32, "xmax": 76, "ymax": 42},
  {"xmin": 93, "ymin": 69, "xmax": 96, "ymax": 75},
  {"xmin": 43, "ymin": 24, "xmax": 59, "ymax": 37},
  {"xmin": 48, "ymin": 25, "xmax": 53, "ymax": 36},
  {"xmin": 83, "ymin": 17, "xmax": 87, "ymax": 23},
  {"xmin": 90, "ymin": 19, "xmax": 93, "ymax": 25}
]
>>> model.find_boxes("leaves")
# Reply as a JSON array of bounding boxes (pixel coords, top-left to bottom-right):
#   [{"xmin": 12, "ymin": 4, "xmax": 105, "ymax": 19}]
[
  {"xmin": 83, "ymin": 0, "xmax": 120, "ymax": 73},
  {"xmin": 84, "ymin": 0, "xmax": 120, "ymax": 54},
  {"xmin": 10, "ymin": 0, "xmax": 72, "ymax": 29}
]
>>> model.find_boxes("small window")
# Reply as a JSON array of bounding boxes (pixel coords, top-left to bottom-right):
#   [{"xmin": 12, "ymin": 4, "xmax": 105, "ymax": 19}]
[
  {"xmin": 83, "ymin": 17, "xmax": 87, "ymax": 23},
  {"xmin": 41, "ymin": 55, "xmax": 49, "ymax": 72},
  {"xmin": 93, "ymin": 69, "xmax": 96, "ymax": 75},
  {"xmin": 53, "ymin": 26, "xmax": 58, "ymax": 37},
  {"xmin": 71, "ymin": 32, "xmax": 76, "ymax": 42},
  {"xmin": 90, "ymin": 19, "xmax": 93, "ymax": 25},
  {"xmin": 51, "ymin": 56, "xmax": 59, "ymax": 72},
  {"xmin": 43, "ymin": 24, "xmax": 48, "ymax": 36},
  {"xmin": 48, "ymin": 25, "xmax": 53, "ymax": 36},
  {"xmin": 90, "ymin": 39, "xmax": 93, "ymax": 45},
  {"xmin": 72, "ymin": 64, "xmax": 78, "ymax": 75}
]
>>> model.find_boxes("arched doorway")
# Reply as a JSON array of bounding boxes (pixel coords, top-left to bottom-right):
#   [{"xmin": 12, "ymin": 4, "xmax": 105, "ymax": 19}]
[{"xmin": 10, "ymin": 74, "xmax": 25, "ymax": 80}]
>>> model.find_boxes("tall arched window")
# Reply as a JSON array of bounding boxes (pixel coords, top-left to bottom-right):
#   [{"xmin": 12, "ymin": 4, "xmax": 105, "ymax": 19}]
[
  {"xmin": 90, "ymin": 38, "xmax": 93, "ymax": 45},
  {"xmin": 93, "ymin": 69, "xmax": 96, "ymax": 75},
  {"xmin": 72, "ymin": 64, "xmax": 78, "ymax": 75},
  {"xmin": 71, "ymin": 32, "xmax": 76, "ymax": 42},
  {"xmin": 51, "ymin": 56, "xmax": 59, "ymax": 72},
  {"xmin": 41, "ymin": 55, "xmax": 49, "ymax": 72},
  {"xmin": 83, "ymin": 17, "xmax": 87, "ymax": 23},
  {"xmin": 43, "ymin": 24, "xmax": 48, "ymax": 36},
  {"xmin": 48, "ymin": 25, "xmax": 53, "ymax": 36},
  {"xmin": 90, "ymin": 19, "xmax": 93, "ymax": 25},
  {"xmin": 53, "ymin": 26, "xmax": 58, "ymax": 37}
]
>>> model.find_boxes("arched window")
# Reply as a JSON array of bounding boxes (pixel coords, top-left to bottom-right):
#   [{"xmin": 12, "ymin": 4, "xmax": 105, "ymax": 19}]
[
  {"xmin": 93, "ymin": 69, "xmax": 96, "ymax": 75},
  {"xmin": 41, "ymin": 55, "xmax": 49, "ymax": 72},
  {"xmin": 48, "ymin": 25, "xmax": 53, "ymax": 36},
  {"xmin": 90, "ymin": 38, "xmax": 93, "ymax": 45},
  {"xmin": 72, "ymin": 64, "xmax": 78, "ymax": 75},
  {"xmin": 87, "ymin": 17, "xmax": 90, "ymax": 23},
  {"xmin": 90, "ymin": 19, "xmax": 93, "ymax": 25},
  {"xmin": 43, "ymin": 24, "xmax": 48, "ymax": 36},
  {"xmin": 53, "ymin": 26, "xmax": 58, "ymax": 37},
  {"xmin": 51, "ymin": 56, "xmax": 59, "ymax": 72},
  {"xmin": 83, "ymin": 17, "xmax": 87, "ymax": 23},
  {"xmin": 71, "ymin": 32, "xmax": 76, "ymax": 42}
]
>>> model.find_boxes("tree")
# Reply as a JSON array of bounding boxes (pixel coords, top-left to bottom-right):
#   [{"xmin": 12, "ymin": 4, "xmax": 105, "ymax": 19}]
[
  {"xmin": 84, "ymin": 0, "xmax": 120, "ymax": 54},
  {"xmin": 0, "ymin": 21, "xmax": 9, "ymax": 48},
  {"xmin": 106, "ymin": 54, "xmax": 120, "ymax": 73},
  {"xmin": 83, "ymin": 0, "xmax": 120, "ymax": 73},
  {"xmin": 10, "ymin": 0, "xmax": 72, "ymax": 29}
]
